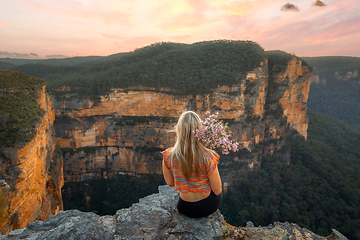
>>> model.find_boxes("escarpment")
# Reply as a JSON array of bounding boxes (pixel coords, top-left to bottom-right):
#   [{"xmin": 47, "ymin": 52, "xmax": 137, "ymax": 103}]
[
  {"xmin": 53, "ymin": 51, "xmax": 311, "ymax": 183},
  {"xmin": 0, "ymin": 71, "xmax": 64, "ymax": 234}
]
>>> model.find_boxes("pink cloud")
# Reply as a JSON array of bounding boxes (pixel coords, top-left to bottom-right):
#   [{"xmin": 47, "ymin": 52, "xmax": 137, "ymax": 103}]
[
  {"xmin": 162, "ymin": 13, "xmax": 208, "ymax": 30},
  {"xmin": 214, "ymin": 0, "xmax": 360, "ymax": 56},
  {"xmin": 281, "ymin": 3, "xmax": 300, "ymax": 12},
  {"xmin": 20, "ymin": 0, "xmax": 130, "ymax": 25},
  {"xmin": 2, "ymin": 0, "xmax": 360, "ymax": 57},
  {"xmin": 186, "ymin": 0, "xmax": 209, "ymax": 11}
]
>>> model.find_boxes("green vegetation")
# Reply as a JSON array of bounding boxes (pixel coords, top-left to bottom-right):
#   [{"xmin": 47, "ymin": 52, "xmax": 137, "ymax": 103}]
[
  {"xmin": 220, "ymin": 109, "xmax": 360, "ymax": 239},
  {"xmin": 303, "ymin": 56, "xmax": 360, "ymax": 125},
  {"xmin": 266, "ymin": 50, "xmax": 311, "ymax": 73},
  {"xmin": 0, "ymin": 70, "xmax": 45, "ymax": 147},
  {"xmin": 60, "ymin": 146, "xmax": 102, "ymax": 157},
  {"xmin": 49, "ymin": 144, "xmax": 62, "ymax": 175},
  {"xmin": 75, "ymin": 146, "xmax": 103, "ymax": 155},
  {"xmin": 6, "ymin": 41, "xmax": 266, "ymax": 97},
  {"xmin": 61, "ymin": 148, "xmax": 74, "ymax": 158},
  {"xmin": 303, "ymin": 56, "xmax": 360, "ymax": 76},
  {"xmin": 0, "ymin": 61, "xmax": 15, "ymax": 71},
  {"xmin": 53, "ymin": 114, "xmax": 80, "ymax": 125},
  {"xmin": 62, "ymin": 173, "xmax": 165, "ymax": 215},
  {"xmin": 134, "ymin": 146, "xmax": 164, "ymax": 153},
  {"xmin": 115, "ymin": 115, "xmax": 178, "ymax": 126},
  {"xmin": 0, "ymin": 191, "xmax": 9, "ymax": 223},
  {"xmin": 0, "ymin": 56, "xmax": 105, "ymax": 67}
]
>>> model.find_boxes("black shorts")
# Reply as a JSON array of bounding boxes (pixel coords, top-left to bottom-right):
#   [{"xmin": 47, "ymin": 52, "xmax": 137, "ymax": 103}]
[{"xmin": 176, "ymin": 191, "xmax": 223, "ymax": 218}]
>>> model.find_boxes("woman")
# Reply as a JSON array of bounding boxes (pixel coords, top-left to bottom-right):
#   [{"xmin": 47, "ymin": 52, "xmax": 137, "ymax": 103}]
[{"xmin": 161, "ymin": 111, "xmax": 223, "ymax": 218}]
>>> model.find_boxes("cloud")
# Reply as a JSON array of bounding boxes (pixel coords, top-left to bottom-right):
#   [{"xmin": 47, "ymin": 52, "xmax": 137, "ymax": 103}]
[
  {"xmin": 0, "ymin": 51, "xmax": 40, "ymax": 59},
  {"xmin": 3, "ymin": 0, "xmax": 359, "ymax": 58},
  {"xmin": 281, "ymin": 3, "xmax": 300, "ymax": 12},
  {"xmin": 20, "ymin": 0, "xmax": 131, "ymax": 25},
  {"xmin": 313, "ymin": 0, "xmax": 326, "ymax": 7}
]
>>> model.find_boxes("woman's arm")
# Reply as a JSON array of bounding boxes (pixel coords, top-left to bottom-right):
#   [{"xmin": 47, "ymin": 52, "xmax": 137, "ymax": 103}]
[
  {"xmin": 208, "ymin": 166, "xmax": 222, "ymax": 195},
  {"xmin": 162, "ymin": 159, "xmax": 174, "ymax": 187}
]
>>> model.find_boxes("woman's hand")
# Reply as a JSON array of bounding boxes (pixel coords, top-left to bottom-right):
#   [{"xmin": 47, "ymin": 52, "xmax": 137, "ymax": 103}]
[
  {"xmin": 162, "ymin": 159, "xmax": 175, "ymax": 187},
  {"xmin": 208, "ymin": 166, "xmax": 222, "ymax": 195}
]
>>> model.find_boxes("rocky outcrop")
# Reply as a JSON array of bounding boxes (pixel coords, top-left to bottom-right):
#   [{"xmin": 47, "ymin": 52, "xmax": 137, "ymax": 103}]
[
  {"xmin": 223, "ymin": 221, "xmax": 348, "ymax": 240},
  {"xmin": 54, "ymin": 57, "xmax": 311, "ymax": 183},
  {"xmin": 1, "ymin": 185, "xmax": 224, "ymax": 240},
  {"xmin": 0, "ymin": 186, "xmax": 347, "ymax": 240},
  {"xmin": 0, "ymin": 86, "xmax": 64, "ymax": 234}
]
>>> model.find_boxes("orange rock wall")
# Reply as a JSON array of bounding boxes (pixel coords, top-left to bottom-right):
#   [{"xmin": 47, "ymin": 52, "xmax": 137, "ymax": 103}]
[
  {"xmin": 56, "ymin": 62, "xmax": 268, "ymax": 148},
  {"xmin": 60, "ymin": 118, "xmax": 176, "ymax": 182},
  {"xmin": 266, "ymin": 57, "xmax": 311, "ymax": 141},
  {"xmin": 277, "ymin": 58, "xmax": 311, "ymax": 139},
  {"xmin": 54, "ymin": 58, "xmax": 311, "ymax": 182},
  {"xmin": 0, "ymin": 86, "xmax": 64, "ymax": 234}
]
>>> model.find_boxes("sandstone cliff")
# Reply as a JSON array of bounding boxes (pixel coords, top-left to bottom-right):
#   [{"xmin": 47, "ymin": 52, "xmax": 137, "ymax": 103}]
[
  {"xmin": 0, "ymin": 84, "xmax": 64, "ymax": 234},
  {"xmin": 53, "ymin": 56, "xmax": 311, "ymax": 184},
  {"xmin": 0, "ymin": 186, "xmax": 347, "ymax": 240}
]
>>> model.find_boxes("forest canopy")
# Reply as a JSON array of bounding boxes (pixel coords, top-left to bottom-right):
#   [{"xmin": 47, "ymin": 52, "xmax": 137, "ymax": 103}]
[
  {"xmin": 4, "ymin": 40, "xmax": 267, "ymax": 97},
  {"xmin": 221, "ymin": 109, "xmax": 360, "ymax": 239}
]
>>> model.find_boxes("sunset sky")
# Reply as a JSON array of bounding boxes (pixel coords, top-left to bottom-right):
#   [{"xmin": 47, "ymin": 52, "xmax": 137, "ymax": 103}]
[{"xmin": 1, "ymin": 0, "xmax": 359, "ymax": 59}]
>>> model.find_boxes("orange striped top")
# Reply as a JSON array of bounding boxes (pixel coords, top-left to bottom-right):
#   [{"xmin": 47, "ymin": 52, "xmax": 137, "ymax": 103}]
[{"xmin": 161, "ymin": 147, "xmax": 220, "ymax": 193}]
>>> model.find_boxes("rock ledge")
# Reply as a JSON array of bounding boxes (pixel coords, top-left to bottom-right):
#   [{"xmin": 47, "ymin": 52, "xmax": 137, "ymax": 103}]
[
  {"xmin": 1, "ymin": 185, "xmax": 223, "ymax": 240},
  {"xmin": 0, "ymin": 185, "xmax": 348, "ymax": 240}
]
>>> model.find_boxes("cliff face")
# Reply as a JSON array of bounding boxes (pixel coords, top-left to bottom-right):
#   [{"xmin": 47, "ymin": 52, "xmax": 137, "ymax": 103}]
[
  {"xmin": 269, "ymin": 58, "xmax": 311, "ymax": 140},
  {"xmin": 54, "ymin": 57, "xmax": 311, "ymax": 183},
  {"xmin": 0, "ymin": 86, "xmax": 64, "ymax": 234}
]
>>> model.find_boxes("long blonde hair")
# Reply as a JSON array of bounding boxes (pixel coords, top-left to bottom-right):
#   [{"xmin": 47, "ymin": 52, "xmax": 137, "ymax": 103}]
[{"xmin": 171, "ymin": 111, "xmax": 214, "ymax": 180}]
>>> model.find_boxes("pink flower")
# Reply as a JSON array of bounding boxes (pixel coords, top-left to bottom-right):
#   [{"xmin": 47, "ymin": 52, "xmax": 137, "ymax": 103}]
[{"xmin": 194, "ymin": 112, "xmax": 239, "ymax": 155}]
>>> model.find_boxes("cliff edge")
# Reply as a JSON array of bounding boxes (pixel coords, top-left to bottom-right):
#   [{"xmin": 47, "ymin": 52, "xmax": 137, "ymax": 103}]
[
  {"xmin": 0, "ymin": 71, "xmax": 64, "ymax": 234},
  {"xmin": 0, "ymin": 186, "xmax": 347, "ymax": 240}
]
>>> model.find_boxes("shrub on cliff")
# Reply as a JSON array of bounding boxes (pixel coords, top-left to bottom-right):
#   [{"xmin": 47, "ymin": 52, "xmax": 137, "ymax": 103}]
[
  {"xmin": 266, "ymin": 50, "xmax": 312, "ymax": 74},
  {"xmin": 0, "ymin": 70, "xmax": 45, "ymax": 147}
]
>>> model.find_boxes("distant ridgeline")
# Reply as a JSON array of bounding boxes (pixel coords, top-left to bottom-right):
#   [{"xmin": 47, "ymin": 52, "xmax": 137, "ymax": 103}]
[
  {"xmin": 2, "ymin": 44, "xmax": 359, "ymax": 126},
  {"xmin": 2, "ymin": 40, "xmax": 267, "ymax": 97},
  {"xmin": 303, "ymin": 56, "xmax": 360, "ymax": 125}
]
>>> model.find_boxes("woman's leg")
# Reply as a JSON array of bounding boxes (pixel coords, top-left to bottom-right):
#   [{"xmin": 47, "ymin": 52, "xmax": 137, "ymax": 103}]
[{"xmin": 177, "ymin": 191, "xmax": 223, "ymax": 218}]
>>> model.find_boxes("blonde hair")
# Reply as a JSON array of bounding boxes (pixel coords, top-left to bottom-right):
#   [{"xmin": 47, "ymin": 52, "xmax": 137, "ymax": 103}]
[{"xmin": 171, "ymin": 111, "xmax": 215, "ymax": 180}]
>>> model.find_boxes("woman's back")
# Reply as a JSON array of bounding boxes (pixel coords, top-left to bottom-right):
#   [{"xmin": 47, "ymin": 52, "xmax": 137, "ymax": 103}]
[{"xmin": 162, "ymin": 146, "xmax": 221, "ymax": 201}]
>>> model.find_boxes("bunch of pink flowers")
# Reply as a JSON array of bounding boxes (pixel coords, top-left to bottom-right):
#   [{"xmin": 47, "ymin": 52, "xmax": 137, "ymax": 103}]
[{"xmin": 194, "ymin": 111, "xmax": 239, "ymax": 155}]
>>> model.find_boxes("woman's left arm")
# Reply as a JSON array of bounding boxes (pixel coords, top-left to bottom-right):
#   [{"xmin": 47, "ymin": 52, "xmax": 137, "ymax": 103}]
[
  {"xmin": 162, "ymin": 159, "xmax": 175, "ymax": 187},
  {"xmin": 208, "ymin": 166, "xmax": 222, "ymax": 195}
]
